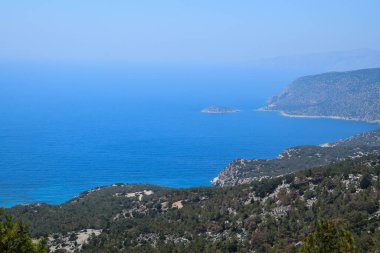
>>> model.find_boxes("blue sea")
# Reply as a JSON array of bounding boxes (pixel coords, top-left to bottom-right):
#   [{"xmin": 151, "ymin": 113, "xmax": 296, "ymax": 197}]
[{"xmin": 0, "ymin": 63, "xmax": 378, "ymax": 207}]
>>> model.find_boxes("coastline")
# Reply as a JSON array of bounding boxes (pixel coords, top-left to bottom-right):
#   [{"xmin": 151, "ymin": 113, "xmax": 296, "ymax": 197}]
[
  {"xmin": 256, "ymin": 108, "xmax": 380, "ymax": 124},
  {"xmin": 3, "ymin": 107, "xmax": 377, "ymax": 208}
]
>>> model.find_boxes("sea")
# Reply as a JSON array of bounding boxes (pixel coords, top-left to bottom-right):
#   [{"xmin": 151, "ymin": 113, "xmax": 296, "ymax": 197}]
[{"xmin": 0, "ymin": 62, "xmax": 378, "ymax": 207}]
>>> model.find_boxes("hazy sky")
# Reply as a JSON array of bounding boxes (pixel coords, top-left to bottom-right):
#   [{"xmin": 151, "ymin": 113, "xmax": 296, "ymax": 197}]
[{"xmin": 1, "ymin": 0, "xmax": 380, "ymax": 64}]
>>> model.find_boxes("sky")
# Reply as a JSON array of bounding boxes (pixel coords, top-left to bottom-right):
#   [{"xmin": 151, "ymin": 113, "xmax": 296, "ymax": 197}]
[{"xmin": 0, "ymin": 0, "xmax": 380, "ymax": 64}]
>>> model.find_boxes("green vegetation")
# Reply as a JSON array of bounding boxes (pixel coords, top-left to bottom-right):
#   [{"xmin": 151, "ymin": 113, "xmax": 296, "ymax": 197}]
[
  {"xmin": 0, "ymin": 209, "xmax": 47, "ymax": 253},
  {"xmin": 263, "ymin": 68, "xmax": 380, "ymax": 123},
  {"xmin": 6, "ymin": 155, "xmax": 380, "ymax": 252},
  {"xmin": 213, "ymin": 128, "xmax": 380, "ymax": 186},
  {"xmin": 299, "ymin": 220, "xmax": 356, "ymax": 253},
  {"xmin": 213, "ymin": 145, "xmax": 380, "ymax": 186}
]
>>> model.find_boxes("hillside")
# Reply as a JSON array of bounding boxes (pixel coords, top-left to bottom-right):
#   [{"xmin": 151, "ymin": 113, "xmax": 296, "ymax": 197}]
[
  {"xmin": 3, "ymin": 130, "xmax": 380, "ymax": 253},
  {"xmin": 213, "ymin": 128, "xmax": 380, "ymax": 186},
  {"xmin": 261, "ymin": 68, "xmax": 380, "ymax": 123},
  {"xmin": 328, "ymin": 128, "xmax": 380, "ymax": 147},
  {"xmin": 6, "ymin": 155, "xmax": 380, "ymax": 252}
]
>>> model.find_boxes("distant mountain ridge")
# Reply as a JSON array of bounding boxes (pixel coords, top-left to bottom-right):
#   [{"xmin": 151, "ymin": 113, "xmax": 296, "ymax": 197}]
[
  {"xmin": 254, "ymin": 49, "xmax": 380, "ymax": 72},
  {"xmin": 261, "ymin": 68, "xmax": 380, "ymax": 123}
]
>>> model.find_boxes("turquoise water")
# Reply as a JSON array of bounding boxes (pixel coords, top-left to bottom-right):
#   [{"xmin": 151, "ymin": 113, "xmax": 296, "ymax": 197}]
[{"xmin": 0, "ymin": 63, "xmax": 377, "ymax": 207}]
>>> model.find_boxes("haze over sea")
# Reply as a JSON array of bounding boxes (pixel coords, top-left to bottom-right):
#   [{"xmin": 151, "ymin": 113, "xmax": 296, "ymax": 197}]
[{"xmin": 0, "ymin": 63, "xmax": 377, "ymax": 207}]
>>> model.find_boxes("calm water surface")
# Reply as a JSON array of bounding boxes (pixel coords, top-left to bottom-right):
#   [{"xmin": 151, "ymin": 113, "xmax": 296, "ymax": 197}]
[{"xmin": 0, "ymin": 63, "xmax": 377, "ymax": 206}]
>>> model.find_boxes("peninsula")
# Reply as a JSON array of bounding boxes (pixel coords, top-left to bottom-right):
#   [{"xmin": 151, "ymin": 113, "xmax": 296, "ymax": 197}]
[{"xmin": 260, "ymin": 68, "xmax": 380, "ymax": 123}]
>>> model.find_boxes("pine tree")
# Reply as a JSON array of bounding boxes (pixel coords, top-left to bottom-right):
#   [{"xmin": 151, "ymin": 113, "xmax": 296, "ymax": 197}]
[
  {"xmin": 0, "ymin": 209, "xmax": 47, "ymax": 253},
  {"xmin": 299, "ymin": 220, "xmax": 356, "ymax": 253}
]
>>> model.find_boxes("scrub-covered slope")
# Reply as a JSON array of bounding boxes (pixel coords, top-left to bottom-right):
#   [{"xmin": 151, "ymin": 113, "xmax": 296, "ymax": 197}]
[
  {"xmin": 213, "ymin": 128, "xmax": 380, "ymax": 186},
  {"xmin": 7, "ymin": 156, "xmax": 380, "ymax": 252},
  {"xmin": 262, "ymin": 68, "xmax": 380, "ymax": 123}
]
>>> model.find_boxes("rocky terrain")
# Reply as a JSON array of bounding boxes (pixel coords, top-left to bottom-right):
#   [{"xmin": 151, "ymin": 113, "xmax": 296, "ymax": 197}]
[
  {"xmin": 261, "ymin": 68, "xmax": 380, "ymax": 123},
  {"xmin": 327, "ymin": 128, "xmax": 380, "ymax": 147},
  {"xmin": 213, "ymin": 128, "xmax": 380, "ymax": 187},
  {"xmin": 4, "ymin": 121, "xmax": 380, "ymax": 252},
  {"xmin": 6, "ymin": 155, "xmax": 380, "ymax": 252}
]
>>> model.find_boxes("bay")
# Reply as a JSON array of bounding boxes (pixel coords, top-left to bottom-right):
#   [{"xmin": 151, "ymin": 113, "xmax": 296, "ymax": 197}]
[{"xmin": 0, "ymin": 63, "xmax": 377, "ymax": 206}]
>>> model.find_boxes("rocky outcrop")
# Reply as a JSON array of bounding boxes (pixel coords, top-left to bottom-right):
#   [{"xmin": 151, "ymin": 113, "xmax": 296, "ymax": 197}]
[{"xmin": 212, "ymin": 128, "xmax": 380, "ymax": 186}]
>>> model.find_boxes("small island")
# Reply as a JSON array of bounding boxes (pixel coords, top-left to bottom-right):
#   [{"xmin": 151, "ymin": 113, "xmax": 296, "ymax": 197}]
[{"xmin": 201, "ymin": 106, "xmax": 240, "ymax": 114}]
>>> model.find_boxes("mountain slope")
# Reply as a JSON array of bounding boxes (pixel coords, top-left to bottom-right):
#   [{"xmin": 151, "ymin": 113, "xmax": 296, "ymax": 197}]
[
  {"xmin": 6, "ymin": 155, "xmax": 380, "ymax": 253},
  {"xmin": 262, "ymin": 68, "xmax": 380, "ymax": 123},
  {"xmin": 328, "ymin": 128, "xmax": 380, "ymax": 147},
  {"xmin": 212, "ymin": 128, "xmax": 380, "ymax": 186}
]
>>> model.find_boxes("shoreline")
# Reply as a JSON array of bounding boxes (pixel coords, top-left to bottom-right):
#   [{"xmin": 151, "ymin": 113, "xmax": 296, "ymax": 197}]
[
  {"xmin": 4, "ymin": 109, "xmax": 378, "ymax": 208},
  {"xmin": 2, "ymin": 182, "xmax": 215, "ymax": 208},
  {"xmin": 256, "ymin": 108, "xmax": 380, "ymax": 124}
]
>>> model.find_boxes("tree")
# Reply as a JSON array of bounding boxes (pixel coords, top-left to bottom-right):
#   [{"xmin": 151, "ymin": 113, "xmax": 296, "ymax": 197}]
[
  {"xmin": 359, "ymin": 174, "xmax": 372, "ymax": 189},
  {"xmin": 0, "ymin": 209, "xmax": 47, "ymax": 253},
  {"xmin": 299, "ymin": 220, "xmax": 356, "ymax": 253}
]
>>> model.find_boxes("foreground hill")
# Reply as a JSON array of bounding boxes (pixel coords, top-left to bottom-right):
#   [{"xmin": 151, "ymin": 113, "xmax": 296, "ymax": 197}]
[
  {"xmin": 213, "ymin": 129, "xmax": 380, "ymax": 186},
  {"xmin": 261, "ymin": 68, "xmax": 380, "ymax": 123},
  {"xmin": 6, "ymin": 155, "xmax": 380, "ymax": 252}
]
